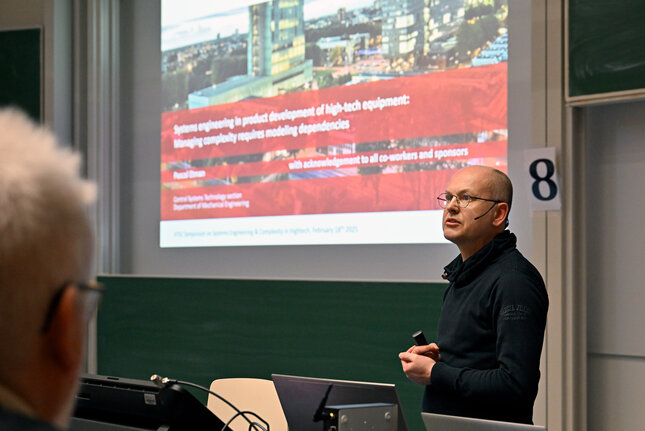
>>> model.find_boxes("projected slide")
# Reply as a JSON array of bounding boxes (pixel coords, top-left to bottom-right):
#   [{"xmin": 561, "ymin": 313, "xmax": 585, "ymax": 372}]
[{"xmin": 160, "ymin": 0, "xmax": 509, "ymax": 247}]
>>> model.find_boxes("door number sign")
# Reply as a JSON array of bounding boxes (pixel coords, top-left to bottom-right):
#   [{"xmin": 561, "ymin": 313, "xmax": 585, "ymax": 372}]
[{"xmin": 524, "ymin": 147, "xmax": 561, "ymax": 211}]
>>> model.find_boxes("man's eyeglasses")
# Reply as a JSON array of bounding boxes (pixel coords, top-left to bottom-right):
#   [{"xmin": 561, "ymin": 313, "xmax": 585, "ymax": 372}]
[
  {"xmin": 41, "ymin": 281, "xmax": 105, "ymax": 333},
  {"xmin": 437, "ymin": 192, "xmax": 503, "ymax": 209}
]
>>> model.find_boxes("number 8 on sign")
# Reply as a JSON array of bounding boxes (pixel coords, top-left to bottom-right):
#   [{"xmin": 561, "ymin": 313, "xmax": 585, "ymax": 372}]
[
  {"xmin": 529, "ymin": 158, "xmax": 558, "ymax": 201},
  {"xmin": 524, "ymin": 148, "xmax": 561, "ymax": 211}
]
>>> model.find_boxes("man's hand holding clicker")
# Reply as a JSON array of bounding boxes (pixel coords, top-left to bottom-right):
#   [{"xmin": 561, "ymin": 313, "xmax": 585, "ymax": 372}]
[{"xmin": 399, "ymin": 343, "xmax": 441, "ymax": 385}]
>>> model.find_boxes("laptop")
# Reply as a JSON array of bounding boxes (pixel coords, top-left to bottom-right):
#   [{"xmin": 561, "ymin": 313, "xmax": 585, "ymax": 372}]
[
  {"xmin": 272, "ymin": 374, "xmax": 409, "ymax": 431},
  {"xmin": 421, "ymin": 412, "xmax": 546, "ymax": 431}
]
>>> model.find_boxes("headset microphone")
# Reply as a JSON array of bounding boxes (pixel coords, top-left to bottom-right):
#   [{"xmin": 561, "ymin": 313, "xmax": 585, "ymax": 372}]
[{"xmin": 473, "ymin": 202, "xmax": 498, "ymax": 221}]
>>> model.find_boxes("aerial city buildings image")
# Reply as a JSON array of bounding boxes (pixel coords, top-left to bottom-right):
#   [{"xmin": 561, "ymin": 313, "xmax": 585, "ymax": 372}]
[{"xmin": 162, "ymin": 0, "xmax": 507, "ymax": 109}]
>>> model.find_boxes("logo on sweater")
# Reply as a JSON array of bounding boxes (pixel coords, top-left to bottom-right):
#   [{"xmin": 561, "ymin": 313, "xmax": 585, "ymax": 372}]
[{"xmin": 501, "ymin": 304, "xmax": 530, "ymax": 321}]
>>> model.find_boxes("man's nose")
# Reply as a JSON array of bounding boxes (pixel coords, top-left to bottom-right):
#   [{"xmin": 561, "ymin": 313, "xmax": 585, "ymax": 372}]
[{"xmin": 445, "ymin": 196, "xmax": 460, "ymax": 212}]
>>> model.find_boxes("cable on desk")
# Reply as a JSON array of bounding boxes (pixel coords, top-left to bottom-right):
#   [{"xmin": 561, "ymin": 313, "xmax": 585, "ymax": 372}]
[{"xmin": 150, "ymin": 375, "xmax": 269, "ymax": 431}]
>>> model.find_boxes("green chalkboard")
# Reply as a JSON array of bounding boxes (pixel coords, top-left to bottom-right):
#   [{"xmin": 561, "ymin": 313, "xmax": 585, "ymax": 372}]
[
  {"xmin": 0, "ymin": 28, "xmax": 41, "ymax": 121},
  {"xmin": 568, "ymin": 1, "xmax": 645, "ymax": 100},
  {"xmin": 96, "ymin": 276, "xmax": 445, "ymax": 431}
]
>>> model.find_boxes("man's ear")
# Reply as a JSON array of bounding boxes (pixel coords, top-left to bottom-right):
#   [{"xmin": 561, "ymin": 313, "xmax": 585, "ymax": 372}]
[
  {"xmin": 45, "ymin": 286, "xmax": 84, "ymax": 371},
  {"xmin": 492, "ymin": 202, "xmax": 509, "ymax": 228}
]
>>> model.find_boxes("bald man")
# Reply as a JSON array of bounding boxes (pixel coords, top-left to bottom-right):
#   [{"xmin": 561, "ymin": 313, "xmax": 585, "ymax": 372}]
[
  {"xmin": 400, "ymin": 166, "xmax": 548, "ymax": 424},
  {"xmin": 0, "ymin": 108, "xmax": 100, "ymax": 430}
]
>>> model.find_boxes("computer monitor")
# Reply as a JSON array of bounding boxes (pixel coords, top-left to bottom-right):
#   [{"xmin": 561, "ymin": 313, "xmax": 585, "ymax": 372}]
[
  {"xmin": 271, "ymin": 374, "xmax": 409, "ymax": 431},
  {"xmin": 71, "ymin": 374, "xmax": 231, "ymax": 431}
]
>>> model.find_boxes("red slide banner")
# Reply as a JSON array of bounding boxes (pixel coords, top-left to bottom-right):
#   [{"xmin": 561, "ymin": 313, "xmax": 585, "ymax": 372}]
[
  {"xmin": 161, "ymin": 169, "xmax": 457, "ymax": 221},
  {"xmin": 161, "ymin": 63, "xmax": 507, "ymax": 163}
]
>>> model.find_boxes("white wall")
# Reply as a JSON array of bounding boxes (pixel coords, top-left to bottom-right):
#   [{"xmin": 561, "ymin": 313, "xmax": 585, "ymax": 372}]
[{"xmin": 584, "ymin": 100, "xmax": 645, "ymax": 431}]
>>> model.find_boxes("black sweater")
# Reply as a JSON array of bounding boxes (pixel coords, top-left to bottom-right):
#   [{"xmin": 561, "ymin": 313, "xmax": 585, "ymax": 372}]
[
  {"xmin": 0, "ymin": 408, "xmax": 58, "ymax": 431},
  {"xmin": 423, "ymin": 230, "xmax": 548, "ymax": 424}
]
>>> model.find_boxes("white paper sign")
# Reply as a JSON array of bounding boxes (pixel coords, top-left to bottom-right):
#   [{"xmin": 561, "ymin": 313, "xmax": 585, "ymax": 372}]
[{"xmin": 524, "ymin": 147, "xmax": 562, "ymax": 211}]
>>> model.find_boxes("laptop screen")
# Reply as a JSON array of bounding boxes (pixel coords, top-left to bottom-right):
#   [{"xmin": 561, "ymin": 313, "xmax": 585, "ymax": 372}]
[
  {"xmin": 272, "ymin": 374, "xmax": 409, "ymax": 431},
  {"xmin": 421, "ymin": 412, "xmax": 546, "ymax": 431}
]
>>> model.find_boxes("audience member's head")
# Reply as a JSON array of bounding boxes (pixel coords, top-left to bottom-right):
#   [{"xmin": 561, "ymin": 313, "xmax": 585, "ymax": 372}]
[{"xmin": 0, "ymin": 108, "xmax": 98, "ymax": 428}]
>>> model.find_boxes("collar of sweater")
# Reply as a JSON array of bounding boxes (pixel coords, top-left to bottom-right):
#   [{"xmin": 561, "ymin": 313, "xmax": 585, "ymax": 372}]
[{"xmin": 442, "ymin": 230, "xmax": 517, "ymax": 286}]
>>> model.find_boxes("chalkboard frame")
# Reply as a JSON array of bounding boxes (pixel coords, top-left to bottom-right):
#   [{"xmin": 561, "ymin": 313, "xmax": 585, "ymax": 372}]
[
  {"xmin": 566, "ymin": 0, "xmax": 645, "ymax": 106},
  {"xmin": 0, "ymin": 27, "xmax": 42, "ymax": 121}
]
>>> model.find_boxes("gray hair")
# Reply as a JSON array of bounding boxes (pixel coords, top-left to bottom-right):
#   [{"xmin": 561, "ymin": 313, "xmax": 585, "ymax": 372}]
[{"xmin": 0, "ymin": 108, "xmax": 96, "ymax": 367}]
